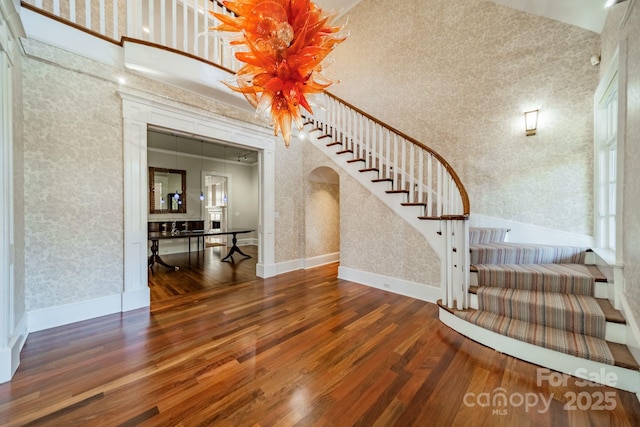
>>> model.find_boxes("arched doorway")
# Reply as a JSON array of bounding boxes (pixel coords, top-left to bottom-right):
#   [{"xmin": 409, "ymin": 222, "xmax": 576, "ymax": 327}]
[{"xmin": 304, "ymin": 167, "xmax": 340, "ymax": 268}]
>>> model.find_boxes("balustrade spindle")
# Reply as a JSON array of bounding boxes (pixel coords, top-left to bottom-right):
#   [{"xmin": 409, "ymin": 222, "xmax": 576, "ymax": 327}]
[
  {"xmin": 182, "ymin": 0, "xmax": 188, "ymax": 52},
  {"xmin": 113, "ymin": 1, "xmax": 119, "ymax": 40},
  {"xmin": 171, "ymin": 0, "xmax": 177, "ymax": 49},
  {"xmin": 147, "ymin": 0, "xmax": 154, "ymax": 42},
  {"xmin": 409, "ymin": 143, "xmax": 415, "ymax": 202},
  {"xmin": 85, "ymin": 0, "xmax": 91, "ymax": 30},
  {"xmin": 427, "ymin": 154, "xmax": 433, "ymax": 215},
  {"xmin": 99, "ymin": 0, "xmax": 105, "ymax": 34},
  {"xmin": 159, "ymin": 0, "xmax": 166, "ymax": 46}
]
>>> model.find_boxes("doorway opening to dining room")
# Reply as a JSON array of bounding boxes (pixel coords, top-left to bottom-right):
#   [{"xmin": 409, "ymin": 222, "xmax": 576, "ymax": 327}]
[
  {"xmin": 146, "ymin": 127, "xmax": 261, "ymax": 301},
  {"xmin": 121, "ymin": 94, "xmax": 276, "ymax": 312}
]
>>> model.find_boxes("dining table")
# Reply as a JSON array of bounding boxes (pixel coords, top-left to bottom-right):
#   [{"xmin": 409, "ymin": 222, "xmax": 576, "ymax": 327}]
[{"xmin": 148, "ymin": 228, "xmax": 255, "ymax": 270}]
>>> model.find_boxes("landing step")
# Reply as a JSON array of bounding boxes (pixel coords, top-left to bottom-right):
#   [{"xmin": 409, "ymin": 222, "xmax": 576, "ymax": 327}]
[
  {"xmin": 438, "ymin": 301, "xmax": 639, "ymax": 372},
  {"xmin": 438, "ymin": 304, "xmax": 640, "ymax": 393}
]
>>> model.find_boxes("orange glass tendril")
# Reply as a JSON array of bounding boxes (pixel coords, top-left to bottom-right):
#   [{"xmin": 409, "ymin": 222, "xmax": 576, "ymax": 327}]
[{"xmin": 211, "ymin": 0, "xmax": 347, "ymax": 146}]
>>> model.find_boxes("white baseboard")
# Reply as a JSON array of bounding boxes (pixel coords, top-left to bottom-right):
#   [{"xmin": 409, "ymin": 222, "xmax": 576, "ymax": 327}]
[
  {"xmin": 28, "ymin": 293, "xmax": 123, "ymax": 332},
  {"xmin": 619, "ymin": 295, "xmax": 640, "ymax": 370},
  {"xmin": 439, "ymin": 308, "xmax": 640, "ymax": 393},
  {"xmin": 303, "ymin": 252, "xmax": 339, "ymax": 269},
  {"xmin": 122, "ymin": 287, "xmax": 151, "ymax": 311},
  {"xmin": 338, "ymin": 266, "xmax": 440, "ymax": 303},
  {"xmin": 0, "ymin": 313, "xmax": 28, "ymax": 384},
  {"xmin": 469, "ymin": 214, "xmax": 594, "ymax": 247}
]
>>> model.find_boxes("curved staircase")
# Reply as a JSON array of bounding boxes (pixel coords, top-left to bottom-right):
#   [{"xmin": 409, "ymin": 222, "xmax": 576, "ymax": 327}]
[{"xmin": 303, "ymin": 100, "xmax": 640, "ymax": 394}]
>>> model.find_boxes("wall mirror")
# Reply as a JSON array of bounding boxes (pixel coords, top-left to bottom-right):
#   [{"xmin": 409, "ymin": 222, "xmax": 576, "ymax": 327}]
[{"xmin": 149, "ymin": 167, "xmax": 187, "ymax": 214}]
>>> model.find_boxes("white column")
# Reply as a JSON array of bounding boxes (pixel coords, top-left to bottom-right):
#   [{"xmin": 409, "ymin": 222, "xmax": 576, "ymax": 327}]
[{"xmin": 122, "ymin": 99, "xmax": 151, "ymax": 311}]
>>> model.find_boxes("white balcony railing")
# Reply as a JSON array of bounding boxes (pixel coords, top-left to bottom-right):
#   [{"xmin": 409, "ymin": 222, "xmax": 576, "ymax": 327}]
[{"xmin": 24, "ymin": 0, "xmax": 242, "ymax": 70}]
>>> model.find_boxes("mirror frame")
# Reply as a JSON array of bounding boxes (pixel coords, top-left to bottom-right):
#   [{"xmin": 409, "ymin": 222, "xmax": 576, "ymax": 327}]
[{"xmin": 149, "ymin": 167, "xmax": 187, "ymax": 214}]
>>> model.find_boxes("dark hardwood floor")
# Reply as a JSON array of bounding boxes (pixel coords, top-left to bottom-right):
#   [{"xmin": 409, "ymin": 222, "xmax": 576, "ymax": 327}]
[{"xmin": 1, "ymin": 246, "xmax": 639, "ymax": 426}]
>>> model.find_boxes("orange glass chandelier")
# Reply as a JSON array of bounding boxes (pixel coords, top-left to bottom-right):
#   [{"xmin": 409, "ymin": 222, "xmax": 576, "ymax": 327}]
[{"xmin": 211, "ymin": 0, "xmax": 347, "ymax": 146}]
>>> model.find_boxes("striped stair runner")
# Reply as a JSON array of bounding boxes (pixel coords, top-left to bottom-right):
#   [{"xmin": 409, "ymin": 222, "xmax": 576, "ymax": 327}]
[
  {"xmin": 476, "ymin": 287, "xmax": 606, "ymax": 338},
  {"xmin": 473, "ymin": 263, "xmax": 595, "ymax": 295},
  {"xmin": 456, "ymin": 310, "xmax": 615, "ymax": 364},
  {"xmin": 450, "ymin": 227, "xmax": 620, "ymax": 367},
  {"xmin": 470, "ymin": 242, "xmax": 588, "ymax": 265}
]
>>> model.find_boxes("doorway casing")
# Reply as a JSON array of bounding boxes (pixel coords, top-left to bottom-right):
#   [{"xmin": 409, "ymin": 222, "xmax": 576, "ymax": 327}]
[{"xmin": 121, "ymin": 91, "xmax": 277, "ymax": 311}]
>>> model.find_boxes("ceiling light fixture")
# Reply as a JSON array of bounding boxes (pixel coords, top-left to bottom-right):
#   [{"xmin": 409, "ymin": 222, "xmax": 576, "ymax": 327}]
[{"xmin": 605, "ymin": 0, "xmax": 628, "ymax": 7}]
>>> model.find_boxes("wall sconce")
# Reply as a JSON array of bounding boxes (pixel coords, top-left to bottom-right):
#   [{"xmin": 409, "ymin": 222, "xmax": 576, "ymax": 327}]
[{"xmin": 524, "ymin": 109, "xmax": 539, "ymax": 136}]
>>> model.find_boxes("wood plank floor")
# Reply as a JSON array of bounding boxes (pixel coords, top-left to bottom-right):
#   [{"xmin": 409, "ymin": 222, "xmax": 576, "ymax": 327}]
[{"xmin": 1, "ymin": 247, "xmax": 639, "ymax": 426}]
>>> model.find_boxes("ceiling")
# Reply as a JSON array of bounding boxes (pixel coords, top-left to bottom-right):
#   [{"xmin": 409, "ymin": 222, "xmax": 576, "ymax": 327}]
[
  {"xmin": 316, "ymin": 0, "xmax": 610, "ymax": 33},
  {"xmin": 148, "ymin": 128, "xmax": 259, "ymax": 164}
]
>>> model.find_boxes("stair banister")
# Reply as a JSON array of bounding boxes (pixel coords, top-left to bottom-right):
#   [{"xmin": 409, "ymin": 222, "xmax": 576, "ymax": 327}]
[{"xmin": 308, "ymin": 92, "xmax": 471, "ymax": 309}]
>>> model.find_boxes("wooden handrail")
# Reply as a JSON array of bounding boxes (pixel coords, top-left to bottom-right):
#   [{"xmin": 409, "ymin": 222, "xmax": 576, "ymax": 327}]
[{"xmin": 324, "ymin": 91, "xmax": 470, "ymax": 215}]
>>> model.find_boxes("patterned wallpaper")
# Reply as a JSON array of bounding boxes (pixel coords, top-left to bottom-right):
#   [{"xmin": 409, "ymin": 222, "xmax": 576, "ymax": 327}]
[
  {"xmin": 601, "ymin": 4, "xmax": 640, "ymax": 329},
  {"xmin": 22, "ymin": 56, "xmax": 124, "ymax": 311},
  {"xmin": 329, "ymin": 0, "xmax": 600, "ymax": 236}
]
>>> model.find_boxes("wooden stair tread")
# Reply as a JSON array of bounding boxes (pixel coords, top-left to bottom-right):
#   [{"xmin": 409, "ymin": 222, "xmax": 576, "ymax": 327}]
[
  {"xmin": 401, "ymin": 202, "xmax": 426, "ymax": 207},
  {"xmin": 386, "ymin": 190, "xmax": 409, "ymax": 194},
  {"xmin": 359, "ymin": 168, "xmax": 379, "ymax": 173},
  {"xmin": 597, "ymin": 299, "xmax": 626, "ymax": 324},
  {"xmin": 326, "ymin": 142, "xmax": 342, "ymax": 147},
  {"xmin": 347, "ymin": 158, "xmax": 366, "ymax": 163},
  {"xmin": 586, "ymin": 264, "xmax": 608, "ymax": 282},
  {"xmin": 371, "ymin": 178, "xmax": 393, "ymax": 183},
  {"xmin": 336, "ymin": 149, "xmax": 353, "ymax": 155},
  {"xmin": 608, "ymin": 342, "xmax": 640, "ymax": 370}
]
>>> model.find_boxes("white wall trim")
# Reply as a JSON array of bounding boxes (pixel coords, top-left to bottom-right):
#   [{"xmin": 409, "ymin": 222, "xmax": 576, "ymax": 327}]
[
  {"xmin": 0, "ymin": 312, "xmax": 26, "ymax": 383},
  {"xmin": 304, "ymin": 252, "xmax": 339, "ymax": 269},
  {"xmin": 28, "ymin": 293, "xmax": 123, "ymax": 333},
  {"xmin": 338, "ymin": 266, "xmax": 440, "ymax": 303},
  {"xmin": 122, "ymin": 287, "xmax": 151, "ymax": 312},
  {"xmin": 469, "ymin": 214, "xmax": 594, "ymax": 247},
  {"xmin": 619, "ymin": 295, "xmax": 640, "ymax": 371}
]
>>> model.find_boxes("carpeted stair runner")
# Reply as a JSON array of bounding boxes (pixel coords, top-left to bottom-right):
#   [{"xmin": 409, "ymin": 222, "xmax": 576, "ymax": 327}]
[
  {"xmin": 450, "ymin": 227, "xmax": 620, "ymax": 367},
  {"xmin": 470, "ymin": 242, "xmax": 588, "ymax": 265},
  {"xmin": 476, "ymin": 287, "xmax": 606, "ymax": 338},
  {"xmin": 473, "ymin": 263, "xmax": 595, "ymax": 295},
  {"xmin": 456, "ymin": 310, "xmax": 615, "ymax": 364}
]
